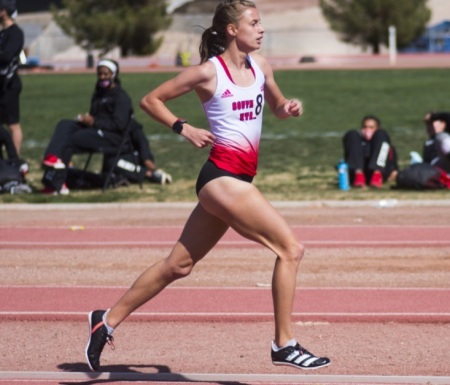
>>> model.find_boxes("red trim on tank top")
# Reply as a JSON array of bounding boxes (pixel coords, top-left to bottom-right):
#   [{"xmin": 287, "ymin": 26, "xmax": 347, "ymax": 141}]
[{"xmin": 216, "ymin": 55, "xmax": 255, "ymax": 84}]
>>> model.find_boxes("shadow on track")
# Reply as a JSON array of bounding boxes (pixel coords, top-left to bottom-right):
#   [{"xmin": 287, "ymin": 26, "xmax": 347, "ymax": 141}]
[{"xmin": 58, "ymin": 362, "xmax": 250, "ymax": 385}]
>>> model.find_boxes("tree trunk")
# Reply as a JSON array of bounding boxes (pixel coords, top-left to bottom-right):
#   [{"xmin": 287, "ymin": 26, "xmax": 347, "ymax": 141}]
[{"xmin": 372, "ymin": 42, "xmax": 380, "ymax": 54}]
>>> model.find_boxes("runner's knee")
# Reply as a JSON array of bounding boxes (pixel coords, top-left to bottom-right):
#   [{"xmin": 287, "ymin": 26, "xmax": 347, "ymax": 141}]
[
  {"xmin": 164, "ymin": 256, "xmax": 195, "ymax": 280},
  {"xmin": 280, "ymin": 241, "xmax": 304, "ymax": 265}
]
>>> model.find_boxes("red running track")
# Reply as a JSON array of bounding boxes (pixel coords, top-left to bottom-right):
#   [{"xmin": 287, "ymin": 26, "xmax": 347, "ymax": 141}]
[
  {"xmin": 1, "ymin": 225, "xmax": 450, "ymax": 248},
  {"xmin": 1, "ymin": 286, "xmax": 449, "ymax": 323}
]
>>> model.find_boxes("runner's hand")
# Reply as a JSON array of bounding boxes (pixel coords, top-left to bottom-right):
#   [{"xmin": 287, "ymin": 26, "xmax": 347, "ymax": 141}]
[
  {"xmin": 181, "ymin": 125, "xmax": 215, "ymax": 149},
  {"xmin": 284, "ymin": 99, "xmax": 302, "ymax": 117}
]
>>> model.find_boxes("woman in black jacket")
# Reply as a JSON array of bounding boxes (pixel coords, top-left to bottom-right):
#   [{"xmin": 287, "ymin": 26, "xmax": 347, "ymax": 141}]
[
  {"xmin": 0, "ymin": 0, "xmax": 24, "ymax": 154},
  {"xmin": 42, "ymin": 59, "xmax": 132, "ymax": 194}
]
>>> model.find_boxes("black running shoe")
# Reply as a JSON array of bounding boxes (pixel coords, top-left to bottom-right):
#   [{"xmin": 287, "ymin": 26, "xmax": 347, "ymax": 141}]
[
  {"xmin": 85, "ymin": 310, "xmax": 114, "ymax": 371},
  {"xmin": 271, "ymin": 342, "xmax": 330, "ymax": 370}
]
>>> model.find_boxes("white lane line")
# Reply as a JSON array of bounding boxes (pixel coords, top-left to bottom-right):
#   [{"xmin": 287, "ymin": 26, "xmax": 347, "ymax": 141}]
[
  {"xmin": 2, "ymin": 224, "xmax": 450, "ymax": 228},
  {"xmin": 1, "ymin": 285, "xmax": 449, "ymax": 291},
  {"xmin": 1, "ymin": 311, "xmax": 449, "ymax": 317},
  {"xmin": 1, "ymin": 371, "xmax": 449, "ymax": 384},
  {"xmin": 2, "ymin": 240, "xmax": 450, "ymax": 246}
]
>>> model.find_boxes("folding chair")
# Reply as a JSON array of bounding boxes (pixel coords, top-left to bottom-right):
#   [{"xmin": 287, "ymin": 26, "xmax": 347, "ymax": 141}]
[{"xmin": 81, "ymin": 112, "xmax": 143, "ymax": 192}]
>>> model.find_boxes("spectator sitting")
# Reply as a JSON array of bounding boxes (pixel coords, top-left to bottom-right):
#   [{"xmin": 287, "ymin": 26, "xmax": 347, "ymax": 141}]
[
  {"xmin": 394, "ymin": 112, "xmax": 450, "ymax": 190},
  {"xmin": 342, "ymin": 114, "xmax": 398, "ymax": 188},
  {"xmin": 100, "ymin": 118, "xmax": 172, "ymax": 186},
  {"xmin": 129, "ymin": 119, "xmax": 172, "ymax": 185},
  {"xmin": 414, "ymin": 111, "xmax": 450, "ymax": 166},
  {"xmin": 428, "ymin": 112, "xmax": 450, "ymax": 174},
  {"xmin": 422, "ymin": 112, "xmax": 440, "ymax": 164},
  {"xmin": 409, "ymin": 111, "xmax": 443, "ymax": 165},
  {"xmin": 41, "ymin": 59, "xmax": 172, "ymax": 194}
]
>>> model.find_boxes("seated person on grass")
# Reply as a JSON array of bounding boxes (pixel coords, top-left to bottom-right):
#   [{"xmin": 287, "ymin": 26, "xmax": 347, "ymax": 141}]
[
  {"xmin": 41, "ymin": 59, "xmax": 171, "ymax": 194},
  {"xmin": 414, "ymin": 111, "xmax": 450, "ymax": 166},
  {"xmin": 427, "ymin": 112, "xmax": 450, "ymax": 174},
  {"xmin": 342, "ymin": 114, "xmax": 398, "ymax": 188}
]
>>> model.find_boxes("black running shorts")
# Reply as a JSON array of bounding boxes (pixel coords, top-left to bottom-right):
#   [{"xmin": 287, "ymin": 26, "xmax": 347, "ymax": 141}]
[{"xmin": 196, "ymin": 159, "xmax": 253, "ymax": 196}]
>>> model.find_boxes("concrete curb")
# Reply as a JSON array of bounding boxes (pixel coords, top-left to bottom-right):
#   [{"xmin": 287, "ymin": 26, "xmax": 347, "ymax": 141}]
[{"xmin": 1, "ymin": 199, "xmax": 450, "ymax": 210}]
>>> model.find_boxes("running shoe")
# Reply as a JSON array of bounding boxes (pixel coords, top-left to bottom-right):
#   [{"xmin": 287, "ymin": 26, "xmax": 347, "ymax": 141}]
[
  {"xmin": 148, "ymin": 169, "xmax": 173, "ymax": 185},
  {"xmin": 41, "ymin": 183, "xmax": 70, "ymax": 195},
  {"xmin": 18, "ymin": 160, "xmax": 29, "ymax": 176},
  {"xmin": 85, "ymin": 310, "xmax": 114, "ymax": 371},
  {"xmin": 369, "ymin": 170, "xmax": 383, "ymax": 188},
  {"xmin": 7, "ymin": 158, "xmax": 29, "ymax": 176},
  {"xmin": 353, "ymin": 170, "xmax": 366, "ymax": 188},
  {"xmin": 271, "ymin": 342, "xmax": 330, "ymax": 370},
  {"xmin": 42, "ymin": 154, "xmax": 65, "ymax": 169}
]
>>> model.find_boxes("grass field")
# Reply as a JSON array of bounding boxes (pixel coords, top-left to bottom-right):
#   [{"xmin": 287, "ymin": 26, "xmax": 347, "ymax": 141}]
[{"xmin": 3, "ymin": 67, "xmax": 450, "ymax": 203}]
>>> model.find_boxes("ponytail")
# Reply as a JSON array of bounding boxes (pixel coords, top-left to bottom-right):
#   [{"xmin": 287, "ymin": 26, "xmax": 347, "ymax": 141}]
[
  {"xmin": 198, "ymin": 0, "xmax": 256, "ymax": 63},
  {"xmin": 199, "ymin": 27, "xmax": 225, "ymax": 63}
]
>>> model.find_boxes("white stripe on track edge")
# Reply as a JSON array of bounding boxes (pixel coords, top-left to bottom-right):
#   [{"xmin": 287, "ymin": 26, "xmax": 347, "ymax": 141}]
[
  {"xmin": 2, "ymin": 285, "xmax": 450, "ymax": 290},
  {"xmin": 0, "ymin": 371, "xmax": 449, "ymax": 384},
  {"xmin": 1, "ymin": 311, "xmax": 450, "ymax": 318},
  {"xmin": 2, "ymin": 240, "xmax": 450, "ymax": 246}
]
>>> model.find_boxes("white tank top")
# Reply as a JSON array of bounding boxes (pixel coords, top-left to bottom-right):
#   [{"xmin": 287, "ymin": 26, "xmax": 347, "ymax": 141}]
[{"xmin": 203, "ymin": 55, "xmax": 265, "ymax": 176}]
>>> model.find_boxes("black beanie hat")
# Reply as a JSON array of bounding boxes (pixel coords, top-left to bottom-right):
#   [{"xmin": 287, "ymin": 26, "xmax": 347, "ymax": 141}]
[{"xmin": 0, "ymin": 0, "xmax": 16, "ymax": 14}]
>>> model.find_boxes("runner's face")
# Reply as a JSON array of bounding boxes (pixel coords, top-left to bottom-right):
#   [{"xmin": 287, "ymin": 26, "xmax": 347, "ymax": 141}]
[{"xmin": 234, "ymin": 7, "xmax": 264, "ymax": 51}]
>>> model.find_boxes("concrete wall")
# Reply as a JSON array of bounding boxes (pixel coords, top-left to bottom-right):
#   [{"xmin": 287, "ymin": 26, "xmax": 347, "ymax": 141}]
[{"xmin": 16, "ymin": 0, "xmax": 450, "ymax": 66}]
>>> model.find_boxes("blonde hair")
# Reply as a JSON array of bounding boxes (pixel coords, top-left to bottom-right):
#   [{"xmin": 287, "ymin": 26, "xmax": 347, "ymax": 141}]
[{"xmin": 199, "ymin": 0, "xmax": 256, "ymax": 63}]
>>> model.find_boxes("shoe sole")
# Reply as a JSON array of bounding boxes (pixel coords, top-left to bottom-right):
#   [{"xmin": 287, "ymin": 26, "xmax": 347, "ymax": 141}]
[
  {"xmin": 42, "ymin": 161, "xmax": 65, "ymax": 169},
  {"xmin": 272, "ymin": 360, "xmax": 331, "ymax": 370},
  {"xmin": 85, "ymin": 311, "xmax": 96, "ymax": 371}
]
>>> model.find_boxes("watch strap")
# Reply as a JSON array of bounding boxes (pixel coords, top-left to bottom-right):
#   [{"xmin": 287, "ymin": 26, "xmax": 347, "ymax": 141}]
[{"xmin": 172, "ymin": 119, "xmax": 187, "ymax": 134}]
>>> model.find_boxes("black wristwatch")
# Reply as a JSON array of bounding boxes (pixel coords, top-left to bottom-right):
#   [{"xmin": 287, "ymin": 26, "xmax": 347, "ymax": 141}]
[{"xmin": 172, "ymin": 119, "xmax": 187, "ymax": 134}]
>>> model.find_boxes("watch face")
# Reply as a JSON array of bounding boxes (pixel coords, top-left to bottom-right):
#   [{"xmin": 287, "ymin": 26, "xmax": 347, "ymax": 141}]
[{"xmin": 173, "ymin": 119, "xmax": 186, "ymax": 134}]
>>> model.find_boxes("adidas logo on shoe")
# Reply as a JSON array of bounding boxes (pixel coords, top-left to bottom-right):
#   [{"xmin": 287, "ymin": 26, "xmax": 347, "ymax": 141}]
[
  {"xmin": 221, "ymin": 89, "xmax": 233, "ymax": 98},
  {"xmin": 271, "ymin": 341, "xmax": 330, "ymax": 370}
]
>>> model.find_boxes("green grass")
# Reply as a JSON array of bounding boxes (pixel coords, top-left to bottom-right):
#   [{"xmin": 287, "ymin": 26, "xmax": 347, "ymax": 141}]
[{"xmin": 5, "ymin": 67, "xmax": 450, "ymax": 203}]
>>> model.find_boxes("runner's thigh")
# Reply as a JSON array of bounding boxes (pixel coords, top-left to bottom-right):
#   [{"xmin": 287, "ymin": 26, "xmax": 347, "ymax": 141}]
[
  {"xmin": 198, "ymin": 177, "xmax": 298, "ymax": 256},
  {"xmin": 176, "ymin": 202, "xmax": 229, "ymax": 265}
]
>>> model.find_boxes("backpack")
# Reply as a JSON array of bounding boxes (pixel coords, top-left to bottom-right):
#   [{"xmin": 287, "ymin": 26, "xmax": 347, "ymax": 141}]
[
  {"xmin": 0, "ymin": 159, "xmax": 31, "ymax": 194},
  {"xmin": 65, "ymin": 168, "xmax": 130, "ymax": 190},
  {"xmin": 396, "ymin": 163, "xmax": 450, "ymax": 189}
]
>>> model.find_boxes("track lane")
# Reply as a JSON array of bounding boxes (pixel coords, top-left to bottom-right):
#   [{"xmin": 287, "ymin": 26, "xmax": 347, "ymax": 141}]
[
  {"xmin": 2, "ymin": 225, "xmax": 450, "ymax": 248},
  {"xmin": 2, "ymin": 286, "xmax": 449, "ymax": 323}
]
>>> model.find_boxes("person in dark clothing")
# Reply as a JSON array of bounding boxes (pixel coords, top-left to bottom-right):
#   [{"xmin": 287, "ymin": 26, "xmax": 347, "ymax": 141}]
[
  {"xmin": 428, "ymin": 112, "xmax": 450, "ymax": 174},
  {"xmin": 0, "ymin": 124, "xmax": 27, "ymax": 174},
  {"xmin": 343, "ymin": 114, "xmax": 398, "ymax": 188},
  {"xmin": 42, "ymin": 59, "xmax": 172, "ymax": 194},
  {"xmin": 101, "ymin": 119, "xmax": 173, "ymax": 186},
  {"xmin": 128, "ymin": 120, "xmax": 173, "ymax": 184},
  {"xmin": 0, "ymin": 123, "xmax": 17, "ymax": 160},
  {"xmin": 42, "ymin": 59, "xmax": 131, "ymax": 194},
  {"xmin": 421, "ymin": 111, "xmax": 450, "ymax": 165},
  {"xmin": 0, "ymin": 0, "xmax": 24, "ymax": 154}
]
